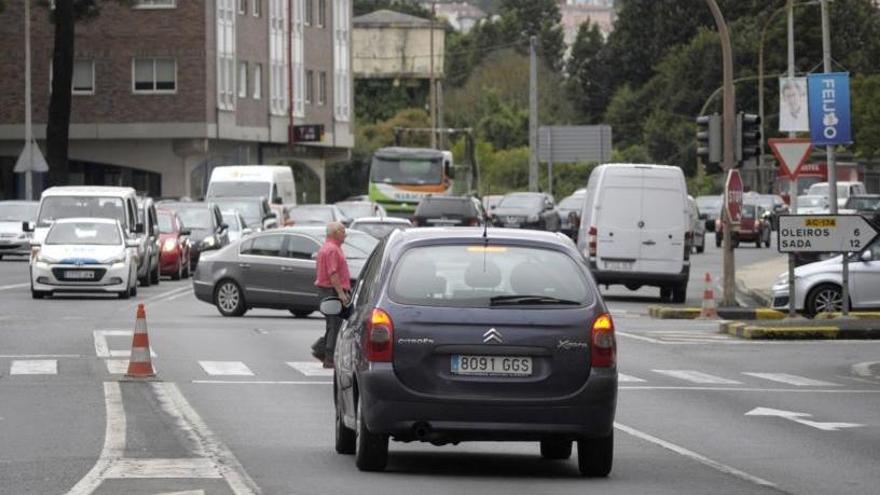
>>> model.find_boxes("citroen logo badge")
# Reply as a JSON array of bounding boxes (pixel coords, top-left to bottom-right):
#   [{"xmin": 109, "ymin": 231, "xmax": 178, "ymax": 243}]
[{"xmin": 483, "ymin": 328, "xmax": 503, "ymax": 344}]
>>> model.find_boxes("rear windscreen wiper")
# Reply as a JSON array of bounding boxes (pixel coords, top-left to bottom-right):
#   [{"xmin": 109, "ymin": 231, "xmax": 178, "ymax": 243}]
[{"xmin": 489, "ymin": 295, "xmax": 580, "ymax": 306}]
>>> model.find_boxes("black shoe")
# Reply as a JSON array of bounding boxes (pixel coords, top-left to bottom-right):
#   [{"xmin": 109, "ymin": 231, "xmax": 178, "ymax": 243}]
[{"xmin": 311, "ymin": 337, "xmax": 326, "ymax": 361}]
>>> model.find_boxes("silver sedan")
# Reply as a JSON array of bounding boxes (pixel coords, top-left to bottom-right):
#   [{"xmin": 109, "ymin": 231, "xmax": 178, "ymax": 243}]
[{"xmin": 192, "ymin": 226, "xmax": 377, "ymax": 317}]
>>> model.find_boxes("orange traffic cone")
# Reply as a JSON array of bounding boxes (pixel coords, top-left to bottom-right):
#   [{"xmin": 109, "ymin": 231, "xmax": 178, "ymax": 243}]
[
  {"xmin": 698, "ymin": 272, "xmax": 718, "ymax": 319},
  {"xmin": 126, "ymin": 303, "xmax": 156, "ymax": 378}
]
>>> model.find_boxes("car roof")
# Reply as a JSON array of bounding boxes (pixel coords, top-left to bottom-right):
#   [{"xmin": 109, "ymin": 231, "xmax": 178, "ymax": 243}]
[
  {"xmin": 393, "ymin": 227, "xmax": 569, "ymax": 246},
  {"xmin": 0, "ymin": 200, "xmax": 39, "ymax": 205},
  {"xmin": 162, "ymin": 201, "xmax": 214, "ymax": 209},
  {"xmin": 212, "ymin": 196, "xmax": 267, "ymax": 202},
  {"xmin": 351, "ymin": 217, "xmax": 410, "ymax": 224},
  {"xmin": 42, "ymin": 186, "xmax": 136, "ymax": 197},
  {"xmin": 52, "ymin": 217, "xmax": 119, "ymax": 225}
]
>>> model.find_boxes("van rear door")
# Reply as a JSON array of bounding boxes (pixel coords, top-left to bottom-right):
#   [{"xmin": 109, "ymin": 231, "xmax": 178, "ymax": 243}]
[
  {"xmin": 595, "ymin": 169, "xmax": 643, "ymax": 271},
  {"xmin": 639, "ymin": 176, "xmax": 686, "ymax": 274}
]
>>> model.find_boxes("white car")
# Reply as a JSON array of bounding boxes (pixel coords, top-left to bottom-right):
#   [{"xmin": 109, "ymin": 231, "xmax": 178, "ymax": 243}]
[
  {"xmin": 30, "ymin": 218, "xmax": 139, "ymax": 300},
  {"xmin": 771, "ymin": 240, "xmax": 880, "ymax": 315},
  {"xmin": 350, "ymin": 216, "xmax": 411, "ymax": 240},
  {"xmin": 795, "ymin": 195, "xmax": 829, "ymax": 214}
]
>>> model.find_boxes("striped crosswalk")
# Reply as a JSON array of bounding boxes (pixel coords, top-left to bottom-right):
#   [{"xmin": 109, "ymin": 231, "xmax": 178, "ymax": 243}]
[
  {"xmin": 198, "ymin": 361, "xmax": 254, "ymax": 376},
  {"xmin": 9, "ymin": 359, "xmax": 57, "ymax": 375},
  {"xmin": 652, "ymin": 369, "xmax": 743, "ymax": 385}
]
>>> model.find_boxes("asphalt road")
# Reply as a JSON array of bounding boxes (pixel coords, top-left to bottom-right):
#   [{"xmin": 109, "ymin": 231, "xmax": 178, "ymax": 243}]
[{"xmin": 1, "ymin": 241, "xmax": 878, "ymax": 495}]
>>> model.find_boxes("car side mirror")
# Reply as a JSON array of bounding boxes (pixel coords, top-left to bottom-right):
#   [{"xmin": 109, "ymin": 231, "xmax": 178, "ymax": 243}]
[
  {"xmin": 180, "ymin": 228, "xmax": 191, "ymax": 236},
  {"xmin": 133, "ymin": 223, "xmax": 145, "ymax": 234},
  {"xmin": 125, "ymin": 239, "xmax": 139, "ymax": 248},
  {"xmin": 698, "ymin": 213, "xmax": 708, "ymax": 220},
  {"xmin": 242, "ymin": 228, "xmax": 253, "ymax": 236},
  {"xmin": 319, "ymin": 297, "xmax": 343, "ymax": 317},
  {"xmin": 861, "ymin": 250, "xmax": 872, "ymax": 262},
  {"xmin": 490, "ymin": 205, "xmax": 497, "ymax": 210},
  {"xmin": 219, "ymin": 223, "xmax": 228, "ymax": 232},
  {"xmin": 22, "ymin": 221, "xmax": 35, "ymax": 232},
  {"xmin": 445, "ymin": 162, "xmax": 455, "ymax": 180}
]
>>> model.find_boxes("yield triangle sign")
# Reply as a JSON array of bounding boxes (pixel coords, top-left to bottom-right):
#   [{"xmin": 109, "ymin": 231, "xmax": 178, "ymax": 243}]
[
  {"xmin": 14, "ymin": 139, "xmax": 49, "ymax": 173},
  {"xmin": 768, "ymin": 138, "xmax": 813, "ymax": 178}
]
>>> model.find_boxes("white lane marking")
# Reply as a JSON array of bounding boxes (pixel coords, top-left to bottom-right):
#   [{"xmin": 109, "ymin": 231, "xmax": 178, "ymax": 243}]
[
  {"xmin": 10, "ymin": 359, "xmax": 57, "ymax": 375},
  {"xmin": 287, "ymin": 361, "xmax": 333, "ymax": 377},
  {"xmin": 614, "ymin": 422, "xmax": 777, "ymax": 488},
  {"xmin": 158, "ymin": 491, "xmax": 206, "ymax": 495},
  {"xmin": 199, "ymin": 361, "xmax": 254, "ymax": 376},
  {"xmin": 105, "ymin": 360, "xmax": 129, "ymax": 375},
  {"xmin": 0, "ymin": 354, "xmax": 81, "ymax": 358},
  {"xmin": 616, "ymin": 331, "xmax": 667, "ymax": 344},
  {"xmin": 653, "ymin": 370, "xmax": 742, "ymax": 384},
  {"xmin": 745, "ymin": 407, "xmax": 864, "ymax": 431},
  {"xmin": 852, "ymin": 361, "xmax": 880, "ymax": 379},
  {"xmin": 742, "ymin": 373, "xmax": 839, "ymax": 387},
  {"xmin": 153, "ymin": 382, "xmax": 260, "ymax": 495},
  {"xmin": 0, "ymin": 283, "xmax": 29, "ymax": 291},
  {"xmin": 193, "ymin": 380, "xmax": 332, "ymax": 385},
  {"xmin": 103, "ymin": 458, "xmax": 222, "ymax": 479},
  {"xmin": 144, "ymin": 285, "xmax": 193, "ymax": 304},
  {"xmin": 620, "ymin": 386, "xmax": 880, "ymax": 394},
  {"xmin": 64, "ymin": 382, "xmax": 126, "ymax": 495},
  {"xmin": 93, "ymin": 330, "xmax": 156, "ymax": 358},
  {"xmin": 618, "ymin": 373, "xmax": 646, "ymax": 383}
]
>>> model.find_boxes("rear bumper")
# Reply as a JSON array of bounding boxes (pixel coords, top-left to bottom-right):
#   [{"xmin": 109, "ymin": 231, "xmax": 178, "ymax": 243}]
[
  {"xmin": 193, "ymin": 280, "xmax": 213, "ymax": 303},
  {"xmin": 0, "ymin": 241, "xmax": 31, "ymax": 255},
  {"xmin": 589, "ymin": 262, "xmax": 689, "ymax": 288},
  {"xmin": 356, "ymin": 365, "xmax": 617, "ymax": 441},
  {"xmin": 160, "ymin": 251, "xmax": 181, "ymax": 274}
]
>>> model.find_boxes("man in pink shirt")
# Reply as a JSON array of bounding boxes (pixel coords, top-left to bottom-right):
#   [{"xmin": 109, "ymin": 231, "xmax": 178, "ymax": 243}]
[{"xmin": 311, "ymin": 221, "xmax": 351, "ymax": 368}]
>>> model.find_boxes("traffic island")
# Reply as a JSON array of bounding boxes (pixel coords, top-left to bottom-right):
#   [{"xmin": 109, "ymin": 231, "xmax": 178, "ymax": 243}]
[
  {"xmin": 649, "ymin": 306, "xmax": 785, "ymax": 320},
  {"xmin": 720, "ymin": 319, "xmax": 880, "ymax": 340}
]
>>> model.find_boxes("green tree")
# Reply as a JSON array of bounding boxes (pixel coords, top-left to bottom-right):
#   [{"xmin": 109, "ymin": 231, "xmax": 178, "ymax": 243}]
[
  {"xmin": 566, "ymin": 21, "xmax": 607, "ymax": 124},
  {"xmin": 477, "ymin": 90, "xmax": 528, "ymax": 149},
  {"xmin": 852, "ymin": 74, "xmax": 880, "ymax": 161},
  {"xmin": 498, "ymin": 0, "xmax": 566, "ymax": 71}
]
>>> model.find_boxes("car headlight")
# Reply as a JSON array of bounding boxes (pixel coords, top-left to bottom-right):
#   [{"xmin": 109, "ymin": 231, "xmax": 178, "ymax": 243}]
[
  {"xmin": 201, "ymin": 236, "xmax": 216, "ymax": 248},
  {"xmin": 102, "ymin": 253, "xmax": 127, "ymax": 265},
  {"xmin": 527, "ymin": 214, "xmax": 540, "ymax": 223},
  {"xmin": 35, "ymin": 253, "xmax": 58, "ymax": 264},
  {"xmin": 163, "ymin": 238, "xmax": 178, "ymax": 252}
]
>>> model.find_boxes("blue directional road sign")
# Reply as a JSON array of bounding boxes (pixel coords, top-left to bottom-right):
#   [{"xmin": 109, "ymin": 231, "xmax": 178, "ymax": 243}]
[{"xmin": 808, "ymin": 72, "xmax": 852, "ymax": 145}]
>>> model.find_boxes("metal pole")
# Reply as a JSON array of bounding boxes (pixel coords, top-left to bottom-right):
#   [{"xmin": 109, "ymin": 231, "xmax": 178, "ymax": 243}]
[
  {"xmin": 24, "ymin": 0, "xmax": 33, "ymax": 201},
  {"xmin": 429, "ymin": 1, "xmax": 436, "ymax": 149},
  {"xmin": 788, "ymin": 254, "xmax": 797, "ymax": 318},
  {"xmin": 842, "ymin": 253, "xmax": 850, "ymax": 316},
  {"xmin": 706, "ymin": 0, "xmax": 737, "ymax": 307},
  {"xmin": 547, "ymin": 127, "xmax": 553, "ymax": 198},
  {"xmin": 528, "ymin": 36, "xmax": 538, "ymax": 192},
  {"xmin": 821, "ymin": 0, "xmax": 837, "ymax": 214}
]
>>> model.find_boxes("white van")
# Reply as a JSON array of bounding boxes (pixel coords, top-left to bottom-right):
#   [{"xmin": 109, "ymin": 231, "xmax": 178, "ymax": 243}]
[
  {"xmin": 32, "ymin": 186, "xmax": 141, "ymax": 245},
  {"xmin": 206, "ymin": 165, "xmax": 297, "ymax": 205},
  {"xmin": 806, "ymin": 181, "xmax": 867, "ymax": 209},
  {"xmin": 576, "ymin": 164, "xmax": 691, "ymax": 302}
]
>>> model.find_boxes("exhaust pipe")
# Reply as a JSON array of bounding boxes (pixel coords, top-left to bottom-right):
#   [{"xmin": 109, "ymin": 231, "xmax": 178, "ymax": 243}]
[{"xmin": 412, "ymin": 422, "xmax": 431, "ymax": 440}]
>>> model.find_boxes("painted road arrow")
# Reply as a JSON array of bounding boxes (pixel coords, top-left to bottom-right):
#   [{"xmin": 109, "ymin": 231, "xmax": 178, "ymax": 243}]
[
  {"xmin": 746, "ymin": 407, "xmax": 864, "ymax": 431},
  {"xmin": 778, "ymin": 214, "xmax": 880, "ymax": 253}
]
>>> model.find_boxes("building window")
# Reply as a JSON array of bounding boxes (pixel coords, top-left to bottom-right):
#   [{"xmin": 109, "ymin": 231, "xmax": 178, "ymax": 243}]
[
  {"xmin": 238, "ymin": 62, "xmax": 248, "ymax": 98},
  {"xmin": 291, "ymin": 0, "xmax": 305, "ymax": 117},
  {"xmin": 304, "ymin": 0, "xmax": 313, "ymax": 26},
  {"xmin": 253, "ymin": 0, "xmax": 261, "ymax": 17},
  {"xmin": 253, "ymin": 63, "xmax": 262, "ymax": 99},
  {"xmin": 317, "ymin": 0, "xmax": 326, "ymax": 27},
  {"xmin": 134, "ymin": 0, "xmax": 176, "ymax": 8},
  {"xmin": 238, "ymin": 0, "xmax": 247, "ymax": 14},
  {"xmin": 305, "ymin": 70, "xmax": 314, "ymax": 104},
  {"xmin": 132, "ymin": 58, "xmax": 176, "ymax": 93},
  {"xmin": 217, "ymin": 0, "xmax": 237, "ymax": 110},
  {"xmin": 269, "ymin": 0, "xmax": 289, "ymax": 115},
  {"xmin": 318, "ymin": 71, "xmax": 326, "ymax": 105},
  {"xmin": 73, "ymin": 59, "xmax": 95, "ymax": 94},
  {"xmin": 333, "ymin": 0, "xmax": 350, "ymax": 121}
]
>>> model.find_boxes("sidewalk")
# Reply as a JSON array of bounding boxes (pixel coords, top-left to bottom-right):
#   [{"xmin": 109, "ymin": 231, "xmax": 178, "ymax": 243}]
[{"xmin": 736, "ymin": 255, "xmax": 787, "ymax": 307}]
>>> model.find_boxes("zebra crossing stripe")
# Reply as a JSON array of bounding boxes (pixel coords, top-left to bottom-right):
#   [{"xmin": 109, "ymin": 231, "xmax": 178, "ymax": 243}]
[
  {"xmin": 198, "ymin": 361, "xmax": 254, "ymax": 376},
  {"xmin": 287, "ymin": 361, "xmax": 333, "ymax": 377},
  {"xmin": 742, "ymin": 373, "xmax": 839, "ymax": 387},
  {"xmin": 10, "ymin": 360, "xmax": 57, "ymax": 375},
  {"xmin": 652, "ymin": 370, "xmax": 742, "ymax": 384},
  {"xmin": 618, "ymin": 373, "xmax": 646, "ymax": 383}
]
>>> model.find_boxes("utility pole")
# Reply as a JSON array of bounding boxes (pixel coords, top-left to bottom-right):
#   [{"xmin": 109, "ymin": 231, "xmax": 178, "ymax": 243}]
[
  {"xmin": 787, "ymin": 0, "xmax": 800, "ymax": 215},
  {"xmin": 24, "ymin": 0, "xmax": 33, "ymax": 200},
  {"xmin": 821, "ymin": 0, "xmax": 837, "ymax": 213},
  {"xmin": 706, "ymin": 0, "xmax": 737, "ymax": 307},
  {"xmin": 429, "ymin": 1, "xmax": 437, "ymax": 149},
  {"xmin": 528, "ymin": 35, "xmax": 538, "ymax": 192}
]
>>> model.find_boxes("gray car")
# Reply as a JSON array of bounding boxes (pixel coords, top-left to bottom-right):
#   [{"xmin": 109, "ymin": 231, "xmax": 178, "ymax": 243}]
[
  {"xmin": 192, "ymin": 226, "xmax": 377, "ymax": 317},
  {"xmin": 0, "ymin": 200, "xmax": 39, "ymax": 259},
  {"xmin": 324, "ymin": 228, "xmax": 617, "ymax": 475},
  {"xmin": 490, "ymin": 192, "xmax": 560, "ymax": 232}
]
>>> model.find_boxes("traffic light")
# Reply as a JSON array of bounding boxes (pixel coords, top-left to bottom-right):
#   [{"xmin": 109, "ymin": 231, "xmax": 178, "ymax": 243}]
[
  {"xmin": 696, "ymin": 114, "xmax": 721, "ymax": 165},
  {"xmin": 735, "ymin": 112, "xmax": 761, "ymax": 164}
]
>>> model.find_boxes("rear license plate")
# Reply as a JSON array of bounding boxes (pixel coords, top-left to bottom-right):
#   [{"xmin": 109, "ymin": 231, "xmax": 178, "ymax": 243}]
[
  {"xmin": 451, "ymin": 355, "xmax": 532, "ymax": 377},
  {"xmin": 605, "ymin": 261, "xmax": 633, "ymax": 270},
  {"xmin": 65, "ymin": 270, "xmax": 95, "ymax": 280}
]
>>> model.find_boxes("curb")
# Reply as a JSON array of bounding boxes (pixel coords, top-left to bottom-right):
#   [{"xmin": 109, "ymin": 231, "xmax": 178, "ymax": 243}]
[
  {"xmin": 735, "ymin": 278, "xmax": 773, "ymax": 308},
  {"xmin": 649, "ymin": 306, "xmax": 785, "ymax": 320},
  {"xmin": 814, "ymin": 312, "xmax": 880, "ymax": 320},
  {"xmin": 719, "ymin": 321, "xmax": 880, "ymax": 340}
]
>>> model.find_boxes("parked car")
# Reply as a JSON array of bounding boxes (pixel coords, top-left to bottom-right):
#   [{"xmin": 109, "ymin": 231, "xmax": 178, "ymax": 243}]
[
  {"xmin": 687, "ymin": 196, "xmax": 706, "ymax": 254},
  {"xmin": 323, "ymin": 227, "xmax": 617, "ymax": 475},
  {"xmin": 350, "ymin": 217, "xmax": 411, "ymax": 240},
  {"xmin": 557, "ymin": 192, "xmax": 585, "ymax": 239},
  {"xmin": 30, "ymin": 218, "xmax": 139, "ymax": 299},
  {"xmin": 157, "ymin": 208, "xmax": 192, "ymax": 280},
  {"xmin": 135, "ymin": 196, "xmax": 161, "ymax": 286},
  {"xmin": 481, "ymin": 194, "xmax": 504, "ymax": 219},
  {"xmin": 756, "ymin": 194, "xmax": 788, "ymax": 231},
  {"xmin": 795, "ymin": 195, "xmax": 829, "ymax": 214},
  {"xmin": 220, "ymin": 210, "xmax": 253, "ymax": 244},
  {"xmin": 841, "ymin": 194, "xmax": 880, "ymax": 224},
  {"xmin": 695, "ymin": 195, "xmax": 722, "ymax": 232},
  {"xmin": 577, "ymin": 164, "xmax": 690, "ymax": 302},
  {"xmin": 772, "ymin": 239, "xmax": 880, "ymax": 316},
  {"xmin": 161, "ymin": 202, "xmax": 228, "ymax": 269},
  {"xmin": 336, "ymin": 201, "xmax": 387, "ymax": 221},
  {"xmin": 192, "ymin": 227, "xmax": 378, "ymax": 318},
  {"xmin": 411, "ymin": 196, "xmax": 485, "ymax": 227},
  {"xmin": 210, "ymin": 196, "xmax": 276, "ymax": 232},
  {"xmin": 0, "ymin": 200, "xmax": 39, "ymax": 259},
  {"xmin": 287, "ymin": 204, "xmax": 350, "ymax": 226},
  {"xmin": 490, "ymin": 192, "xmax": 560, "ymax": 232},
  {"xmin": 715, "ymin": 203, "xmax": 771, "ymax": 248},
  {"xmin": 807, "ymin": 181, "xmax": 867, "ymax": 210}
]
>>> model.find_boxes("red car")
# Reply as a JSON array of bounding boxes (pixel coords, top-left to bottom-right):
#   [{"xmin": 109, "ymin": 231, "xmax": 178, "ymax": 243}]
[
  {"xmin": 715, "ymin": 203, "xmax": 771, "ymax": 248},
  {"xmin": 157, "ymin": 208, "xmax": 192, "ymax": 280}
]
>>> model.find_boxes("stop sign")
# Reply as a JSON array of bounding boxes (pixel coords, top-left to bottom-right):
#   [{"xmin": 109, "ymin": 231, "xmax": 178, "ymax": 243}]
[{"xmin": 725, "ymin": 170, "xmax": 743, "ymax": 223}]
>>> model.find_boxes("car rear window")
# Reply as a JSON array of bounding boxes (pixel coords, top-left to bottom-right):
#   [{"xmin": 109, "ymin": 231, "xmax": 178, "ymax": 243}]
[
  {"xmin": 388, "ymin": 244, "xmax": 592, "ymax": 308},
  {"xmin": 415, "ymin": 198, "xmax": 474, "ymax": 217}
]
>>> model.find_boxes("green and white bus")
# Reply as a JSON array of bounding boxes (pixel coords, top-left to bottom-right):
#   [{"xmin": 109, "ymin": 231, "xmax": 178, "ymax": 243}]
[{"xmin": 368, "ymin": 147, "xmax": 454, "ymax": 216}]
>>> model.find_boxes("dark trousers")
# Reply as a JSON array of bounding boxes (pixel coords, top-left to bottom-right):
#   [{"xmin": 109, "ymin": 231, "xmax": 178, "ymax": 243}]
[{"xmin": 318, "ymin": 287, "xmax": 343, "ymax": 359}]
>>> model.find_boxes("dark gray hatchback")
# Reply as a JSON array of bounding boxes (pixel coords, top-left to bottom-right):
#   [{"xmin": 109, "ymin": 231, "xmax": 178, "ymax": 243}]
[{"xmin": 326, "ymin": 227, "xmax": 618, "ymax": 475}]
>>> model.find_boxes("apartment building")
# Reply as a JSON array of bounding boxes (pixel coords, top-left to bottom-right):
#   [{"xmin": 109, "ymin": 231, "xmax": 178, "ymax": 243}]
[{"xmin": 0, "ymin": 0, "xmax": 353, "ymax": 202}]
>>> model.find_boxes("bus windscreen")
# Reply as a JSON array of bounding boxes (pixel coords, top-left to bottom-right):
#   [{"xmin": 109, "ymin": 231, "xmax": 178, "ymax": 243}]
[{"xmin": 370, "ymin": 158, "xmax": 442, "ymax": 185}]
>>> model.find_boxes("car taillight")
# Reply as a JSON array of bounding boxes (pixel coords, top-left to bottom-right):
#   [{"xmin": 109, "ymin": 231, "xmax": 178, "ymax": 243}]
[
  {"xmin": 590, "ymin": 313, "xmax": 616, "ymax": 368},
  {"xmin": 365, "ymin": 309, "xmax": 394, "ymax": 362},
  {"xmin": 588, "ymin": 226, "xmax": 597, "ymax": 257},
  {"xmin": 411, "ymin": 218, "xmax": 421, "ymax": 227},
  {"xmin": 468, "ymin": 218, "xmax": 479, "ymax": 226}
]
